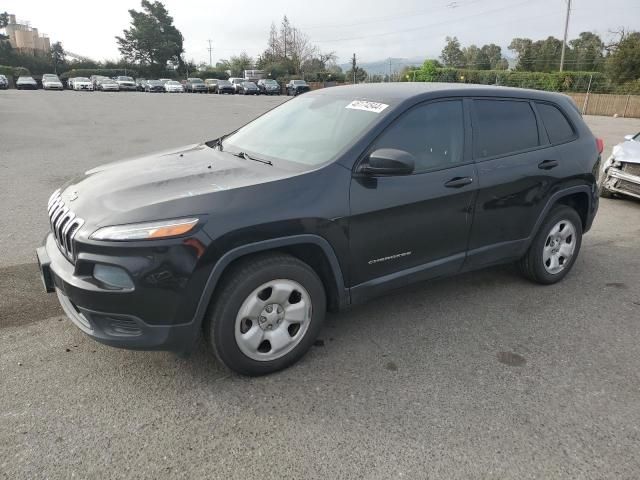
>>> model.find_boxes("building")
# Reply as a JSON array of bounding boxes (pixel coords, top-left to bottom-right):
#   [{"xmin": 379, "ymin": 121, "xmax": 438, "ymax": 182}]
[{"xmin": 4, "ymin": 14, "xmax": 51, "ymax": 54}]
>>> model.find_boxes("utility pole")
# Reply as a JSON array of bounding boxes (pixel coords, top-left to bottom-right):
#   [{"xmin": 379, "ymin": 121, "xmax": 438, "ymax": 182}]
[
  {"xmin": 388, "ymin": 58, "xmax": 392, "ymax": 82},
  {"xmin": 207, "ymin": 40, "xmax": 213, "ymax": 67},
  {"xmin": 559, "ymin": 0, "xmax": 571, "ymax": 72},
  {"xmin": 352, "ymin": 53, "xmax": 357, "ymax": 84}
]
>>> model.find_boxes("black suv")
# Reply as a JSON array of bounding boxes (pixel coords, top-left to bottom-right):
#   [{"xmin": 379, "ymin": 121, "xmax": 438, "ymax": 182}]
[{"xmin": 37, "ymin": 84, "xmax": 601, "ymax": 376}]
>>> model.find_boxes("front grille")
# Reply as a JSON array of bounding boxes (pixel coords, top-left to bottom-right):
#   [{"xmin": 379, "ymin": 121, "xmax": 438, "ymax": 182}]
[
  {"xmin": 622, "ymin": 162, "xmax": 640, "ymax": 177},
  {"xmin": 47, "ymin": 189, "xmax": 84, "ymax": 262}
]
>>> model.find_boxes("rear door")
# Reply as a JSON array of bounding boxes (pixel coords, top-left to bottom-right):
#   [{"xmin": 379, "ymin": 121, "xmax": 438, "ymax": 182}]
[
  {"xmin": 349, "ymin": 99, "xmax": 476, "ymax": 291},
  {"xmin": 465, "ymin": 98, "xmax": 564, "ymax": 268}
]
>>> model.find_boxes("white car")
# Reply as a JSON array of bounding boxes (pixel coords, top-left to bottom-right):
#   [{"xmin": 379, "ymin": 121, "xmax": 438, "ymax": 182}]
[
  {"xmin": 97, "ymin": 78, "xmax": 120, "ymax": 91},
  {"xmin": 164, "ymin": 80, "xmax": 184, "ymax": 93},
  {"xmin": 42, "ymin": 74, "xmax": 63, "ymax": 90},
  {"xmin": 115, "ymin": 76, "xmax": 137, "ymax": 91},
  {"xmin": 600, "ymin": 132, "xmax": 640, "ymax": 200},
  {"xmin": 72, "ymin": 77, "xmax": 93, "ymax": 91}
]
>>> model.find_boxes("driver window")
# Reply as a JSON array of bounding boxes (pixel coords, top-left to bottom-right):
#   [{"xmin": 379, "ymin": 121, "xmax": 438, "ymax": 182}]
[{"xmin": 373, "ymin": 100, "xmax": 465, "ymax": 174}]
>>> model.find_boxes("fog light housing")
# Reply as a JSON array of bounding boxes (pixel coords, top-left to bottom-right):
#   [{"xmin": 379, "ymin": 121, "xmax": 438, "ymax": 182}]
[{"xmin": 93, "ymin": 264, "xmax": 134, "ymax": 290}]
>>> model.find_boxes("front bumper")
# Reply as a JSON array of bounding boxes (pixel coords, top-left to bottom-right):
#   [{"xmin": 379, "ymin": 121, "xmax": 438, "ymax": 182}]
[
  {"xmin": 36, "ymin": 233, "xmax": 206, "ymax": 352},
  {"xmin": 118, "ymin": 84, "xmax": 137, "ymax": 91},
  {"xmin": 602, "ymin": 159, "xmax": 640, "ymax": 200}
]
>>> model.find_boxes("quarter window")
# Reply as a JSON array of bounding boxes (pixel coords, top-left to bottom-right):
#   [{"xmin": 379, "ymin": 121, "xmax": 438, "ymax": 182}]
[
  {"xmin": 372, "ymin": 100, "xmax": 465, "ymax": 173},
  {"xmin": 473, "ymin": 100, "xmax": 539, "ymax": 159},
  {"xmin": 536, "ymin": 102, "xmax": 575, "ymax": 144}
]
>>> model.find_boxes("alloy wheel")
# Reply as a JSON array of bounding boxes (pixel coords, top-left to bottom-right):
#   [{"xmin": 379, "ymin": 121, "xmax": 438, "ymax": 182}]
[{"xmin": 234, "ymin": 279, "xmax": 312, "ymax": 361}]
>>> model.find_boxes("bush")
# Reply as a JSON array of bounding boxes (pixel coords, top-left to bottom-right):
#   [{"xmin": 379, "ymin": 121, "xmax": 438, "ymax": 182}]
[
  {"xmin": 405, "ymin": 67, "xmax": 614, "ymax": 93},
  {"xmin": 0, "ymin": 65, "xmax": 30, "ymax": 77}
]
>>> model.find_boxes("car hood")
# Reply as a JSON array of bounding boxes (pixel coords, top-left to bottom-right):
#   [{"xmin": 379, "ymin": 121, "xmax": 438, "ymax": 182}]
[
  {"xmin": 612, "ymin": 140, "xmax": 640, "ymax": 164},
  {"xmin": 58, "ymin": 143, "xmax": 302, "ymax": 228}
]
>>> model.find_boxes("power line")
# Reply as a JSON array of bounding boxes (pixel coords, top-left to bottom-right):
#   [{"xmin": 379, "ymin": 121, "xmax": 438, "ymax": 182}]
[{"xmin": 310, "ymin": 0, "xmax": 531, "ymax": 43}]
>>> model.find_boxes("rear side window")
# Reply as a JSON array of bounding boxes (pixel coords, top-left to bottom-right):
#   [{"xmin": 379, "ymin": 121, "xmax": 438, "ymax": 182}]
[
  {"xmin": 536, "ymin": 102, "xmax": 575, "ymax": 144},
  {"xmin": 473, "ymin": 100, "xmax": 539, "ymax": 159}
]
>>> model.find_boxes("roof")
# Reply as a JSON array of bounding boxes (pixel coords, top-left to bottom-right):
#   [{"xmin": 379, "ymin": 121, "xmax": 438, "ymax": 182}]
[{"xmin": 309, "ymin": 82, "xmax": 569, "ymax": 105}]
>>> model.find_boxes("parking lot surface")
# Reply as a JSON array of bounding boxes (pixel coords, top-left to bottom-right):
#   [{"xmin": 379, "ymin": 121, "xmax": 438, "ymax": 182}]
[{"xmin": 1, "ymin": 89, "xmax": 640, "ymax": 479}]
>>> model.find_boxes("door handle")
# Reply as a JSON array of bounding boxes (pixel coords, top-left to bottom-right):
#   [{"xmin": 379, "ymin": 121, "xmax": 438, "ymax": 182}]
[
  {"xmin": 538, "ymin": 160, "xmax": 559, "ymax": 170},
  {"xmin": 444, "ymin": 177, "xmax": 474, "ymax": 188}
]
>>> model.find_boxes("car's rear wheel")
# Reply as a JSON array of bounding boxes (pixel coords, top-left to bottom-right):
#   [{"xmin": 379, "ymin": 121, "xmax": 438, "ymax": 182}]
[
  {"xmin": 518, "ymin": 205, "xmax": 582, "ymax": 284},
  {"xmin": 205, "ymin": 253, "xmax": 326, "ymax": 376}
]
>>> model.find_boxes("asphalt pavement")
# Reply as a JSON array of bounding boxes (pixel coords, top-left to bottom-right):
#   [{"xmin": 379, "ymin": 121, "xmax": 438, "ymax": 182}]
[{"xmin": 1, "ymin": 89, "xmax": 639, "ymax": 479}]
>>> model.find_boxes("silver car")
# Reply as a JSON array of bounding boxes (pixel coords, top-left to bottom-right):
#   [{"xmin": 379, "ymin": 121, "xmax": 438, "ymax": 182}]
[{"xmin": 600, "ymin": 132, "xmax": 640, "ymax": 200}]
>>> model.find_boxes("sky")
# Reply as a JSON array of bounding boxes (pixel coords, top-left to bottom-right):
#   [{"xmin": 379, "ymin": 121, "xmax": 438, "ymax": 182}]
[{"xmin": 4, "ymin": 0, "xmax": 640, "ymax": 66}]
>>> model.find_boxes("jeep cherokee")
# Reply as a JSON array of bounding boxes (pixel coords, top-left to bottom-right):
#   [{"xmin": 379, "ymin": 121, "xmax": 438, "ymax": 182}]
[{"xmin": 37, "ymin": 83, "xmax": 601, "ymax": 376}]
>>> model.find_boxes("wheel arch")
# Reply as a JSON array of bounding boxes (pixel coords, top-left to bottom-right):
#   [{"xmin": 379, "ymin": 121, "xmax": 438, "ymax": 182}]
[
  {"xmin": 528, "ymin": 185, "xmax": 594, "ymax": 246},
  {"xmin": 189, "ymin": 235, "xmax": 348, "ymax": 343}
]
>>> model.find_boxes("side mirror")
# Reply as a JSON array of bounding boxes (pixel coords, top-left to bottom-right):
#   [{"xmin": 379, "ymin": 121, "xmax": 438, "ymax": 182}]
[
  {"xmin": 624, "ymin": 134, "xmax": 635, "ymax": 142},
  {"xmin": 360, "ymin": 148, "xmax": 415, "ymax": 176}
]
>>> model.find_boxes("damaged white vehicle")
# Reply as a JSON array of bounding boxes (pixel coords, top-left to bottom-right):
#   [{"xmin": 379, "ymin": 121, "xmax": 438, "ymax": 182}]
[{"xmin": 600, "ymin": 132, "xmax": 640, "ymax": 200}]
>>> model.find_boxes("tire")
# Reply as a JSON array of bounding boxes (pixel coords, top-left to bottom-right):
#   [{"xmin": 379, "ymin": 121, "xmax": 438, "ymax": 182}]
[
  {"xmin": 205, "ymin": 253, "xmax": 326, "ymax": 376},
  {"xmin": 518, "ymin": 205, "xmax": 583, "ymax": 285}
]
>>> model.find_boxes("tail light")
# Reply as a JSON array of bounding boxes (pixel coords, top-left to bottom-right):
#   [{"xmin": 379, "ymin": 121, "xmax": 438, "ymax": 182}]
[{"xmin": 596, "ymin": 138, "xmax": 604, "ymax": 155}]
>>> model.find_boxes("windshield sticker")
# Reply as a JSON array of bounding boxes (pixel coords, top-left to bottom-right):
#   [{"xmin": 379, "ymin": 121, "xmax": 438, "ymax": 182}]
[{"xmin": 345, "ymin": 100, "xmax": 389, "ymax": 113}]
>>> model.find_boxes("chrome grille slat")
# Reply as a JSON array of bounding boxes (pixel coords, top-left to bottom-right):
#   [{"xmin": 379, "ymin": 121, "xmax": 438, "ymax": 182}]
[{"xmin": 46, "ymin": 190, "xmax": 84, "ymax": 262}]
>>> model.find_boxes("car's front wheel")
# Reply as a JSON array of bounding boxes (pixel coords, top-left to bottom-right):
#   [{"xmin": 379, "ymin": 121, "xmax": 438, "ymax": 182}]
[
  {"xmin": 518, "ymin": 205, "xmax": 582, "ymax": 285},
  {"xmin": 205, "ymin": 253, "xmax": 326, "ymax": 376}
]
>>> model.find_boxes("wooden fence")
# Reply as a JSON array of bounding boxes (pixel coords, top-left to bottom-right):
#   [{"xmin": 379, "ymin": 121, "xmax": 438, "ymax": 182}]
[{"xmin": 547, "ymin": 93, "xmax": 638, "ymax": 118}]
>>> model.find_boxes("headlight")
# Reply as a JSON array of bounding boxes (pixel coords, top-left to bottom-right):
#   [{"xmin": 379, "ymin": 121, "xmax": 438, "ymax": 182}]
[{"xmin": 90, "ymin": 217, "xmax": 199, "ymax": 241}]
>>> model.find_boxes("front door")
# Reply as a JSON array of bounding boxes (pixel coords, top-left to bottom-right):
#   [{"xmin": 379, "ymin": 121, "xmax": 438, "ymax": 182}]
[{"xmin": 348, "ymin": 99, "xmax": 477, "ymax": 300}]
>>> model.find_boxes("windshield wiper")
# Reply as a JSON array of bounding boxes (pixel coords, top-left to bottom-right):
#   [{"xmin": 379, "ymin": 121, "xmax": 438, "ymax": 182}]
[{"xmin": 230, "ymin": 151, "xmax": 273, "ymax": 166}]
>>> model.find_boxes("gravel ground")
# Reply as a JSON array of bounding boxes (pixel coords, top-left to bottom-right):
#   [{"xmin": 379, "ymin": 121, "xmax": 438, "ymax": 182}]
[{"xmin": 1, "ymin": 89, "xmax": 639, "ymax": 479}]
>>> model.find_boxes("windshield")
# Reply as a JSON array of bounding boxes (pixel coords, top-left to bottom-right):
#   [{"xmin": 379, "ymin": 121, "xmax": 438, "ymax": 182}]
[
  {"xmin": 167, "ymin": 81, "xmax": 180, "ymax": 85},
  {"xmin": 223, "ymin": 94, "xmax": 386, "ymax": 167},
  {"xmin": 218, "ymin": 80, "xmax": 231, "ymax": 86},
  {"xmin": 77, "ymin": 77, "xmax": 90, "ymax": 82},
  {"xmin": 190, "ymin": 78, "xmax": 204, "ymax": 83},
  {"xmin": 118, "ymin": 76, "xmax": 133, "ymax": 81},
  {"xmin": 293, "ymin": 80, "xmax": 307, "ymax": 85},
  {"xmin": 264, "ymin": 79, "xmax": 277, "ymax": 85}
]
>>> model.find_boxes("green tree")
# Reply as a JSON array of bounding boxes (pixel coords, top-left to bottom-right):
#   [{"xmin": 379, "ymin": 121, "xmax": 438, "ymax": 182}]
[
  {"xmin": 0, "ymin": 11, "xmax": 8, "ymax": 40},
  {"xmin": 228, "ymin": 52, "xmax": 253, "ymax": 77},
  {"xmin": 345, "ymin": 66, "xmax": 367, "ymax": 83},
  {"xmin": 568, "ymin": 32, "xmax": 604, "ymax": 71},
  {"xmin": 420, "ymin": 59, "xmax": 440, "ymax": 81},
  {"xmin": 509, "ymin": 38, "xmax": 535, "ymax": 71},
  {"xmin": 480, "ymin": 43, "xmax": 504, "ymax": 69},
  {"xmin": 440, "ymin": 36, "xmax": 465, "ymax": 67},
  {"xmin": 51, "ymin": 42, "xmax": 66, "ymax": 74},
  {"xmin": 606, "ymin": 31, "xmax": 640, "ymax": 83},
  {"xmin": 116, "ymin": 1, "xmax": 184, "ymax": 76}
]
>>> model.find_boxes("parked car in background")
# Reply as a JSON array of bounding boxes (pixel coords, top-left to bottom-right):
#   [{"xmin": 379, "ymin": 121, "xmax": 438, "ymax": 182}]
[
  {"xmin": 212, "ymin": 79, "xmax": 234, "ymax": 94},
  {"xmin": 600, "ymin": 132, "xmax": 640, "ymax": 200},
  {"xmin": 185, "ymin": 78, "xmax": 208, "ymax": 93},
  {"xmin": 257, "ymin": 78, "xmax": 280, "ymax": 95},
  {"xmin": 238, "ymin": 81, "xmax": 259, "ymax": 95},
  {"xmin": 136, "ymin": 78, "xmax": 147, "ymax": 91},
  {"xmin": 159, "ymin": 78, "xmax": 171, "ymax": 84},
  {"xmin": 67, "ymin": 77, "xmax": 77, "ymax": 89},
  {"xmin": 16, "ymin": 76, "xmax": 38, "ymax": 90},
  {"xmin": 37, "ymin": 84, "xmax": 601, "ymax": 376},
  {"xmin": 144, "ymin": 80, "xmax": 165, "ymax": 93},
  {"xmin": 286, "ymin": 79, "xmax": 310, "ymax": 96},
  {"xmin": 116, "ymin": 76, "xmax": 136, "ymax": 91},
  {"xmin": 72, "ymin": 77, "xmax": 94, "ymax": 91},
  {"xmin": 204, "ymin": 78, "xmax": 218, "ymax": 93},
  {"xmin": 164, "ymin": 80, "xmax": 184, "ymax": 93},
  {"xmin": 91, "ymin": 75, "xmax": 108, "ymax": 89},
  {"xmin": 97, "ymin": 78, "xmax": 120, "ymax": 91},
  {"xmin": 42, "ymin": 74, "xmax": 63, "ymax": 90},
  {"xmin": 229, "ymin": 77, "xmax": 244, "ymax": 93},
  {"xmin": 0, "ymin": 74, "xmax": 9, "ymax": 89}
]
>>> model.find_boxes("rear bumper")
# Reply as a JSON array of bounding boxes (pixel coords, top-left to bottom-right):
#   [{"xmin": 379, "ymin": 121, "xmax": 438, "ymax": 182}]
[{"xmin": 36, "ymin": 233, "xmax": 203, "ymax": 353}]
